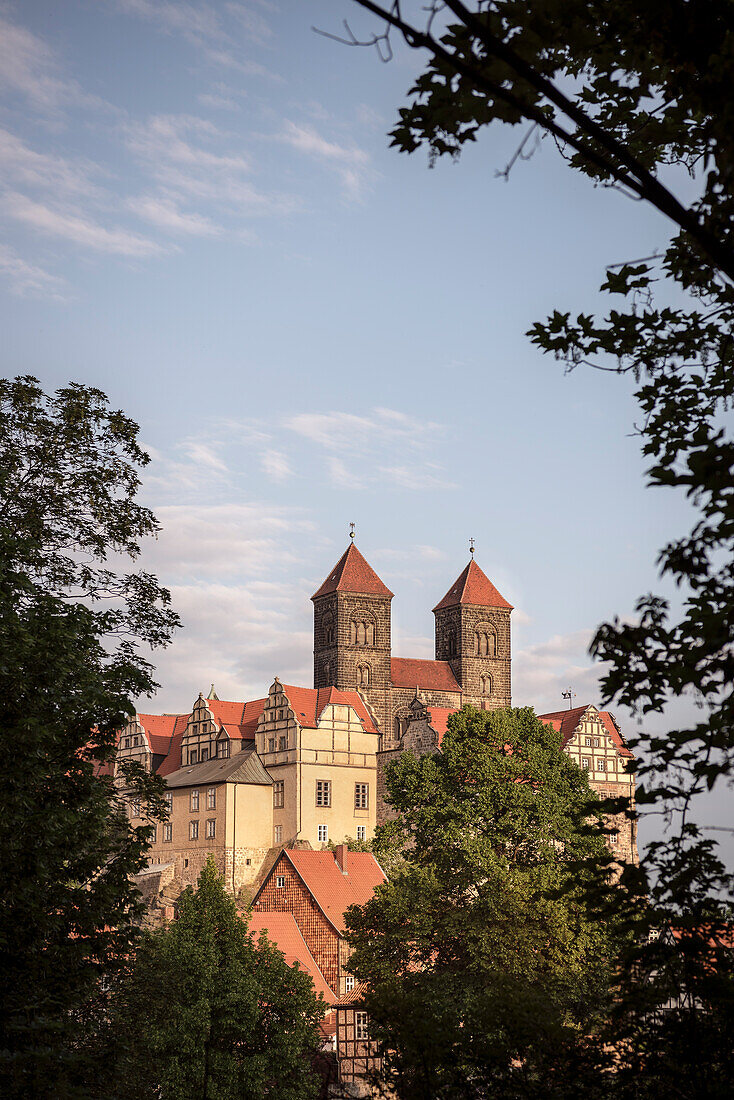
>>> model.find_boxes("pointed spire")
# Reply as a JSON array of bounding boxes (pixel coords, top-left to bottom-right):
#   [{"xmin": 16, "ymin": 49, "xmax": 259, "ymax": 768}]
[
  {"xmin": 207, "ymin": 684, "xmax": 219, "ymax": 700},
  {"xmin": 312, "ymin": 542, "xmax": 393, "ymax": 600},
  {"xmin": 433, "ymin": 558, "xmax": 513, "ymax": 612}
]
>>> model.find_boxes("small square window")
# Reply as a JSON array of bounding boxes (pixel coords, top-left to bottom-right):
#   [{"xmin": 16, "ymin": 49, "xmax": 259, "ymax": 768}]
[
  {"xmin": 355, "ymin": 1012, "xmax": 369, "ymax": 1041},
  {"xmin": 318, "ymin": 824, "xmax": 328, "ymax": 844},
  {"xmin": 582, "ymin": 757, "xmax": 590, "ymax": 770},
  {"xmin": 189, "ymin": 820, "xmax": 199, "ymax": 840},
  {"xmin": 584, "ymin": 737, "xmax": 592, "ymax": 747},
  {"xmin": 274, "ymin": 825, "xmax": 283, "ymax": 844},
  {"xmin": 206, "ymin": 819, "xmax": 216, "ymax": 838},
  {"xmin": 207, "ymin": 787, "xmax": 216, "ymax": 810},
  {"xmin": 316, "ymin": 780, "xmax": 331, "ymax": 808},
  {"xmin": 163, "ymin": 823, "xmax": 172, "ymax": 843},
  {"xmin": 276, "ymin": 875, "xmax": 285, "ymax": 888},
  {"xmin": 609, "ymin": 831, "xmax": 619, "ymax": 845},
  {"xmin": 345, "ymin": 975, "xmax": 355, "ymax": 992},
  {"xmin": 246, "ymin": 858, "xmax": 251, "ymax": 866},
  {"xmin": 597, "ymin": 759, "xmax": 606, "ymax": 771},
  {"xmin": 356, "ymin": 825, "xmax": 367, "ymax": 841}
]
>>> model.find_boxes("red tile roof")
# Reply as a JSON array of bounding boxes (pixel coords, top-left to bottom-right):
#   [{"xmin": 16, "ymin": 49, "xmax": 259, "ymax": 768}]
[
  {"xmin": 425, "ymin": 707, "xmax": 456, "ymax": 744},
  {"xmin": 137, "ymin": 713, "xmax": 186, "ymax": 756},
  {"xmin": 282, "ymin": 849, "xmax": 386, "ymax": 934},
  {"xmin": 538, "ymin": 705, "xmax": 634, "ymax": 759},
  {"xmin": 433, "ymin": 559, "xmax": 513, "ymax": 612},
  {"xmin": 312, "ymin": 543, "xmax": 393, "ymax": 600},
  {"xmin": 249, "ymin": 912, "xmax": 334, "ymax": 1004},
  {"xmin": 335, "ymin": 981, "xmax": 369, "ymax": 1007},
  {"xmin": 281, "ymin": 684, "xmax": 379, "ymax": 735},
  {"xmin": 155, "ymin": 714, "xmax": 190, "ymax": 777},
  {"xmin": 206, "ymin": 697, "xmax": 267, "ymax": 740},
  {"xmin": 390, "ymin": 657, "xmax": 461, "ymax": 693}
]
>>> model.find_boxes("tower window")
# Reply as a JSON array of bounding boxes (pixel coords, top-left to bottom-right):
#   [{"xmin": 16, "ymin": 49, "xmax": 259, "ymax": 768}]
[
  {"xmin": 480, "ymin": 674, "xmax": 492, "ymax": 696},
  {"xmin": 476, "ymin": 628, "xmax": 497, "ymax": 657},
  {"xmin": 350, "ymin": 619, "xmax": 375, "ymax": 646},
  {"xmin": 357, "ymin": 664, "xmax": 371, "ymax": 689},
  {"xmin": 323, "ymin": 614, "xmax": 335, "ymax": 646}
]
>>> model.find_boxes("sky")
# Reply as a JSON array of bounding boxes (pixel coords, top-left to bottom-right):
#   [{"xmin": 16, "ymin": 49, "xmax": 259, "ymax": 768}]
[{"xmin": 2, "ymin": 0, "xmax": 729, "ymax": 857}]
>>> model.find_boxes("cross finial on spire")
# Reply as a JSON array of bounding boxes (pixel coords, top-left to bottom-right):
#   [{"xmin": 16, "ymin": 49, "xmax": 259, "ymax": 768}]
[
  {"xmin": 561, "ymin": 687, "xmax": 576, "ymax": 710},
  {"xmin": 349, "ymin": 522, "xmax": 355, "ymax": 541},
  {"xmin": 469, "ymin": 537, "xmax": 475, "ymax": 557}
]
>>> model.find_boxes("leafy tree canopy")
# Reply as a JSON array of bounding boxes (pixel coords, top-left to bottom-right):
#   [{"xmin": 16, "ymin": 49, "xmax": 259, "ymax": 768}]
[
  {"xmin": 345, "ymin": 706, "xmax": 620, "ymax": 1099},
  {"xmin": 105, "ymin": 857, "xmax": 324, "ymax": 1100},
  {"xmin": 0, "ymin": 377, "xmax": 178, "ymax": 1096}
]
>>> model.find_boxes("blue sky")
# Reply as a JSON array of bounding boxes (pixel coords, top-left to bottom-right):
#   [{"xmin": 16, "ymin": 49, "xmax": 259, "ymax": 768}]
[{"xmin": 2, "ymin": 1, "xmax": 727, "ymax": 854}]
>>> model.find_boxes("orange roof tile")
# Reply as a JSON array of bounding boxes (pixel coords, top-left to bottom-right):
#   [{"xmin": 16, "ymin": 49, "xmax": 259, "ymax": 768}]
[
  {"xmin": 280, "ymin": 849, "xmax": 386, "ymax": 934},
  {"xmin": 391, "ymin": 657, "xmax": 460, "ymax": 693},
  {"xmin": 281, "ymin": 684, "xmax": 379, "ymax": 735},
  {"xmin": 249, "ymin": 912, "xmax": 335, "ymax": 1003},
  {"xmin": 433, "ymin": 559, "xmax": 513, "ymax": 612},
  {"xmin": 312, "ymin": 543, "xmax": 393, "ymax": 600},
  {"xmin": 156, "ymin": 714, "xmax": 190, "ymax": 777},
  {"xmin": 335, "ymin": 981, "xmax": 369, "ymax": 1007},
  {"xmin": 137, "ymin": 713, "xmax": 186, "ymax": 756},
  {"xmin": 425, "ymin": 707, "xmax": 456, "ymax": 744},
  {"xmin": 538, "ymin": 705, "xmax": 634, "ymax": 759}
]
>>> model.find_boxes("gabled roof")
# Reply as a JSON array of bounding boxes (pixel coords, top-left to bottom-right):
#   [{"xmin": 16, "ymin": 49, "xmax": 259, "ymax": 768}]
[
  {"xmin": 391, "ymin": 657, "xmax": 461, "ymax": 693},
  {"xmin": 312, "ymin": 543, "xmax": 393, "ymax": 600},
  {"xmin": 280, "ymin": 684, "xmax": 379, "ymax": 735},
  {"xmin": 136, "ymin": 713, "xmax": 187, "ymax": 756},
  {"xmin": 163, "ymin": 746, "xmax": 274, "ymax": 788},
  {"xmin": 205, "ymin": 697, "xmax": 267, "ymax": 740},
  {"xmin": 335, "ymin": 981, "xmax": 369, "ymax": 1007},
  {"xmin": 538, "ymin": 705, "xmax": 634, "ymax": 759},
  {"xmin": 249, "ymin": 912, "xmax": 334, "ymax": 1003},
  {"xmin": 274, "ymin": 849, "xmax": 386, "ymax": 934},
  {"xmin": 433, "ymin": 559, "xmax": 513, "ymax": 612},
  {"xmin": 151, "ymin": 714, "xmax": 190, "ymax": 777}
]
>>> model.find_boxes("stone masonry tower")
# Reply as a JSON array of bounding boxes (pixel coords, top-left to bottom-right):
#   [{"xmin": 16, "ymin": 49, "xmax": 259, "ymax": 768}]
[
  {"xmin": 312, "ymin": 542, "xmax": 393, "ymax": 734},
  {"xmin": 433, "ymin": 558, "xmax": 513, "ymax": 709}
]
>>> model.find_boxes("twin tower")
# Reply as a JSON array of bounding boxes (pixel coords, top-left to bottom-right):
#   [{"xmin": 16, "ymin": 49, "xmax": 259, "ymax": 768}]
[{"xmin": 311, "ymin": 541, "xmax": 513, "ymax": 744}]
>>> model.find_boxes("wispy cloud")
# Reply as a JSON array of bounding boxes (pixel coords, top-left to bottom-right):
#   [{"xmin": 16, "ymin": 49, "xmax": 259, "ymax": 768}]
[
  {"xmin": 125, "ymin": 114, "xmax": 298, "ymax": 217},
  {"xmin": 513, "ymin": 628, "xmax": 607, "ymax": 714},
  {"xmin": 261, "ymin": 450, "xmax": 292, "ymax": 482},
  {"xmin": 127, "ymin": 194, "xmax": 222, "ymax": 236},
  {"xmin": 3, "ymin": 192, "xmax": 165, "ymax": 257},
  {"xmin": 279, "ymin": 121, "xmax": 371, "ymax": 198},
  {"xmin": 0, "ymin": 14, "xmax": 108, "ymax": 113},
  {"xmin": 0, "ymin": 244, "xmax": 67, "ymax": 299},
  {"xmin": 0, "ymin": 128, "xmax": 103, "ymax": 198}
]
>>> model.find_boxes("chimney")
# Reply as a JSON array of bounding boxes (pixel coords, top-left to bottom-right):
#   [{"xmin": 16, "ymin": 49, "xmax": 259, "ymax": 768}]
[{"xmin": 334, "ymin": 843, "xmax": 348, "ymax": 875}]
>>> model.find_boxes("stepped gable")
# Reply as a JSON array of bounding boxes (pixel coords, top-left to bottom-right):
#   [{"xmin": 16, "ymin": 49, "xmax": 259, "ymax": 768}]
[
  {"xmin": 281, "ymin": 684, "xmax": 379, "ymax": 735},
  {"xmin": 433, "ymin": 558, "xmax": 513, "ymax": 612},
  {"xmin": 312, "ymin": 542, "xmax": 393, "ymax": 600},
  {"xmin": 538, "ymin": 704, "xmax": 634, "ymax": 758},
  {"xmin": 136, "ymin": 713, "xmax": 185, "ymax": 755},
  {"xmin": 206, "ymin": 696, "xmax": 267, "ymax": 741},
  {"xmin": 283, "ymin": 849, "xmax": 386, "ymax": 933},
  {"xmin": 249, "ymin": 912, "xmax": 334, "ymax": 1003},
  {"xmin": 390, "ymin": 657, "xmax": 460, "ymax": 693}
]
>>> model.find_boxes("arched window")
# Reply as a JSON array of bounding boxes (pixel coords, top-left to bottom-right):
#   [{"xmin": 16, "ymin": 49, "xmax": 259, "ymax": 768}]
[
  {"xmin": 323, "ymin": 613, "xmax": 335, "ymax": 646},
  {"xmin": 357, "ymin": 664, "xmax": 371, "ymax": 689},
  {"xmin": 356, "ymin": 622, "xmax": 366, "ymax": 645},
  {"xmin": 448, "ymin": 632, "xmax": 457, "ymax": 657},
  {"xmin": 394, "ymin": 711, "xmax": 410, "ymax": 740},
  {"xmin": 476, "ymin": 627, "xmax": 497, "ymax": 658},
  {"xmin": 350, "ymin": 620, "xmax": 357, "ymax": 644},
  {"xmin": 366, "ymin": 622, "xmax": 375, "ymax": 646},
  {"xmin": 480, "ymin": 674, "xmax": 492, "ymax": 696},
  {"xmin": 350, "ymin": 619, "xmax": 374, "ymax": 646}
]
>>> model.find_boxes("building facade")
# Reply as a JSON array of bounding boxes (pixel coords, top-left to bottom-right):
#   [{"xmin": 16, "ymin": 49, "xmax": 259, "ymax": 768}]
[{"xmin": 114, "ymin": 540, "xmax": 638, "ymax": 893}]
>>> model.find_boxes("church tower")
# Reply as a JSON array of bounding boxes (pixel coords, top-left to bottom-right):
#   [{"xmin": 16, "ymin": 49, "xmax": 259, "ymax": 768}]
[
  {"xmin": 433, "ymin": 558, "xmax": 512, "ymax": 709},
  {"xmin": 312, "ymin": 541, "xmax": 393, "ymax": 733}
]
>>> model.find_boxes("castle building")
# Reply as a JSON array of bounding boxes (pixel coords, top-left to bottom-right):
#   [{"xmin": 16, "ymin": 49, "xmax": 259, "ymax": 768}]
[{"xmin": 114, "ymin": 540, "xmax": 638, "ymax": 893}]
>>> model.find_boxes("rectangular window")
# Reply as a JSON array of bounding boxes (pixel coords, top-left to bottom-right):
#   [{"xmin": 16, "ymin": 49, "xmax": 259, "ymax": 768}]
[
  {"xmin": 273, "ymin": 781, "xmax": 284, "ymax": 809},
  {"xmin": 274, "ymin": 825, "xmax": 283, "ymax": 844},
  {"xmin": 201, "ymin": 747, "xmax": 209, "ymax": 763},
  {"xmin": 163, "ymin": 823, "xmax": 172, "ymax": 843},
  {"xmin": 207, "ymin": 787, "xmax": 216, "ymax": 810},
  {"xmin": 131, "ymin": 798, "xmax": 141, "ymax": 817},
  {"xmin": 584, "ymin": 737, "xmax": 592, "ymax": 747},
  {"xmin": 164, "ymin": 791, "xmax": 173, "ymax": 812},
  {"xmin": 355, "ymin": 1012, "xmax": 369, "ymax": 1041},
  {"xmin": 206, "ymin": 819, "xmax": 216, "ymax": 839},
  {"xmin": 218, "ymin": 741, "xmax": 229, "ymax": 759},
  {"xmin": 278, "ymin": 735, "xmax": 287, "ymax": 751},
  {"xmin": 268, "ymin": 738, "xmax": 276, "ymax": 753},
  {"xmin": 190, "ymin": 750, "xmax": 198, "ymax": 765},
  {"xmin": 582, "ymin": 757, "xmax": 590, "ymax": 770},
  {"xmin": 276, "ymin": 874, "xmax": 285, "ymax": 888},
  {"xmin": 149, "ymin": 825, "xmax": 157, "ymax": 843},
  {"xmin": 355, "ymin": 783, "xmax": 369, "ymax": 810},
  {"xmin": 189, "ymin": 820, "xmax": 199, "ymax": 840},
  {"xmin": 356, "ymin": 825, "xmax": 367, "ymax": 841},
  {"xmin": 318, "ymin": 824, "xmax": 328, "ymax": 844},
  {"xmin": 597, "ymin": 759, "xmax": 606, "ymax": 771},
  {"xmin": 594, "ymin": 738, "xmax": 600, "ymax": 748},
  {"xmin": 609, "ymin": 831, "xmax": 619, "ymax": 845},
  {"xmin": 345, "ymin": 975, "xmax": 355, "ymax": 992},
  {"xmin": 190, "ymin": 789, "xmax": 199, "ymax": 812},
  {"xmin": 316, "ymin": 780, "xmax": 331, "ymax": 807}
]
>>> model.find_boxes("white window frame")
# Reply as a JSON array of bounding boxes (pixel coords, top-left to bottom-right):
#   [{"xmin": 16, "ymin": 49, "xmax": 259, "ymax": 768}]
[
  {"xmin": 276, "ymin": 874, "xmax": 285, "ymax": 888},
  {"xmin": 274, "ymin": 825, "xmax": 283, "ymax": 844},
  {"xmin": 316, "ymin": 780, "xmax": 331, "ymax": 808},
  {"xmin": 189, "ymin": 820, "xmax": 199, "ymax": 840},
  {"xmin": 355, "ymin": 1011, "xmax": 369, "ymax": 1041},
  {"xmin": 206, "ymin": 818, "xmax": 216, "ymax": 838},
  {"xmin": 354, "ymin": 783, "xmax": 369, "ymax": 810},
  {"xmin": 345, "ymin": 975, "xmax": 355, "ymax": 992},
  {"xmin": 356, "ymin": 825, "xmax": 367, "ymax": 841},
  {"xmin": 318, "ymin": 824, "xmax": 328, "ymax": 844}
]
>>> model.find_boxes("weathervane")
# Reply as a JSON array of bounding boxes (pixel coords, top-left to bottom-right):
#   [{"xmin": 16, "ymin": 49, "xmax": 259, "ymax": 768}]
[
  {"xmin": 469, "ymin": 537, "xmax": 475, "ymax": 557},
  {"xmin": 561, "ymin": 687, "xmax": 576, "ymax": 710},
  {"xmin": 349, "ymin": 522, "xmax": 355, "ymax": 541}
]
